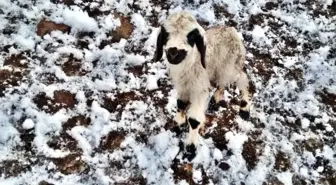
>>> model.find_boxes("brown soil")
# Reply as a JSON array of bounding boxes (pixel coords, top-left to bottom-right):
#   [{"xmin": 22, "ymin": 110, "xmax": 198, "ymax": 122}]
[
  {"xmin": 33, "ymin": 90, "xmax": 77, "ymax": 113},
  {"xmin": 36, "ymin": 19, "xmax": 70, "ymax": 37},
  {"xmin": 52, "ymin": 153, "xmax": 88, "ymax": 175},
  {"xmin": 99, "ymin": 131, "xmax": 126, "ymax": 151}
]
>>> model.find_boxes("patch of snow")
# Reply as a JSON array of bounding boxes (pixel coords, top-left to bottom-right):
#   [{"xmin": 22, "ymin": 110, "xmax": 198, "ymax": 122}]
[
  {"xmin": 69, "ymin": 126, "xmax": 93, "ymax": 155},
  {"xmin": 192, "ymin": 169, "xmax": 202, "ymax": 184},
  {"xmin": 101, "ymin": 14, "xmax": 120, "ymax": 31},
  {"xmin": 146, "ymin": 75, "xmax": 158, "ymax": 90},
  {"xmin": 51, "ymin": 6, "xmax": 99, "ymax": 32},
  {"xmin": 225, "ymin": 132, "xmax": 247, "ymax": 154},
  {"xmin": 300, "ymin": 167, "xmax": 309, "ymax": 177},
  {"xmin": 317, "ymin": 166, "xmax": 324, "ymax": 173},
  {"xmin": 251, "ymin": 25, "xmax": 271, "ymax": 46},
  {"xmin": 214, "ymin": 0, "xmax": 242, "ymax": 15},
  {"xmin": 213, "ymin": 148, "xmax": 223, "ymax": 161},
  {"xmin": 276, "ymin": 171, "xmax": 293, "ymax": 185},
  {"xmin": 131, "ymin": 13, "xmax": 149, "ymax": 35},
  {"xmin": 124, "ymin": 54, "xmax": 146, "ymax": 67},
  {"xmin": 94, "ymin": 78, "xmax": 117, "ymax": 91},
  {"xmin": 22, "ymin": 119, "xmax": 35, "ymax": 130},
  {"xmin": 301, "ymin": 118, "xmax": 310, "ymax": 129},
  {"xmin": 283, "ymin": 57, "xmax": 299, "ymax": 68}
]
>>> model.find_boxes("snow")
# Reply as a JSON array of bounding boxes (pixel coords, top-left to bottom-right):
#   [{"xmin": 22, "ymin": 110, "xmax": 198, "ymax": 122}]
[
  {"xmin": 215, "ymin": 0, "xmax": 242, "ymax": 15},
  {"xmin": 213, "ymin": 148, "xmax": 223, "ymax": 161},
  {"xmin": 124, "ymin": 54, "xmax": 146, "ymax": 66},
  {"xmin": 192, "ymin": 169, "xmax": 202, "ymax": 183},
  {"xmin": 0, "ymin": 0, "xmax": 335, "ymax": 184},
  {"xmin": 93, "ymin": 78, "xmax": 117, "ymax": 91},
  {"xmin": 102, "ymin": 14, "xmax": 120, "ymax": 31},
  {"xmin": 317, "ymin": 166, "xmax": 324, "ymax": 172},
  {"xmin": 146, "ymin": 75, "xmax": 158, "ymax": 90},
  {"xmin": 69, "ymin": 126, "xmax": 93, "ymax": 155},
  {"xmin": 225, "ymin": 132, "xmax": 247, "ymax": 154},
  {"xmin": 51, "ymin": 6, "xmax": 99, "ymax": 33},
  {"xmin": 301, "ymin": 118, "xmax": 310, "ymax": 129},
  {"xmin": 276, "ymin": 171, "xmax": 293, "ymax": 185},
  {"xmin": 300, "ymin": 166, "xmax": 309, "ymax": 176},
  {"xmin": 22, "ymin": 119, "xmax": 35, "ymax": 130},
  {"xmin": 251, "ymin": 25, "xmax": 271, "ymax": 46}
]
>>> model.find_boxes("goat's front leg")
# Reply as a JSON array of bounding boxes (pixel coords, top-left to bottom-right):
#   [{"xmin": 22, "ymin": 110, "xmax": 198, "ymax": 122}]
[
  {"xmin": 182, "ymin": 92, "xmax": 208, "ymax": 161},
  {"xmin": 174, "ymin": 97, "xmax": 189, "ymax": 126},
  {"xmin": 186, "ymin": 92, "xmax": 208, "ymax": 147}
]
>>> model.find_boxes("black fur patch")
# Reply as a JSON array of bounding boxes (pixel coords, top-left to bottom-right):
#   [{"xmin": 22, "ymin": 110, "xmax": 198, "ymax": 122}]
[
  {"xmin": 183, "ymin": 144, "xmax": 197, "ymax": 161},
  {"xmin": 188, "ymin": 117, "xmax": 200, "ymax": 129},
  {"xmin": 177, "ymin": 99, "xmax": 188, "ymax": 111},
  {"xmin": 154, "ymin": 26, "xmax": 169, "ymax": 61},
  {"xmin": 230, "ymin": 97, "xmax": 240, "ymax": 105},
  {"xmin": 218, "ymin": 100, "xmax": 227, "ymax": 108},
  {"xmin": 208, "ymin": 96, "xmax": 219, "ymax": 111},
  {"xmin": 240, "ymin": 100, "xmax": 248, "ymax": 108},
  {"xmin": 171, "ymin": 125, "xmax": 187, "ymax": 136},
  {"xmin": 166, "ymin": 48, "xmax": 187, "ymax": 65},
  {"xmin": 187, "ymin": 29, "xmax": 198, "ymax": 47},
  {"xmin": 186, "ymin": 28, "xmax": 206, "ymax": 68},
  {"xmin": 239, "ymin": 110, "xmax": 250, "ymax": 120}
]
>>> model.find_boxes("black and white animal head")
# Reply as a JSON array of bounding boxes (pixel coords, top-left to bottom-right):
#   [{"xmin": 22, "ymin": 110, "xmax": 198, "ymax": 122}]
[{"xmin": 154, "ymin": 11, "xmax": 207, "ymax": 68}]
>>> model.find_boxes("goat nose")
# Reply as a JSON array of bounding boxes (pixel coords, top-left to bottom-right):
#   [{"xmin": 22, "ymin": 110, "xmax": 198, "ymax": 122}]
[{"xmin": 168, "ymin": 47, "xmax": 178, "ymax": 58}]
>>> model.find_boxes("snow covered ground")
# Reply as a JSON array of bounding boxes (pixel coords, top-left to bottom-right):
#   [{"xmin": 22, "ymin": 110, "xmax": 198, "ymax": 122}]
[{"xmin": 0, "ymin": 0, "xmax": 335, "ymax": 185}]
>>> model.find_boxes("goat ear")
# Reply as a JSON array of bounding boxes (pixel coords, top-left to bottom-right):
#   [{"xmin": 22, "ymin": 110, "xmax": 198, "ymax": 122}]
[
  {"xmin": 196, "ymin": 34, "xmax": 206, "ymax": 69},
  {"xmin": 187, "ymin": 29, "xmax": 206, "ymax": 69},
  {"xmin": 154, "ymin": 26, "xmax": 168, "ymax": 61}
]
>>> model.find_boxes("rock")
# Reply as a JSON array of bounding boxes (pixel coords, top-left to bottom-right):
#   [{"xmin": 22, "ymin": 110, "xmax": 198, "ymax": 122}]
[
  {"xmin": 218, "ymin": 161, "xmax": 230, "ymax": 171},
  {"xmin": 99, "ymin": 131, "xmax": 126, "ymax": 151},
  {"xmin": 54, "ymin": 90, "xmax": 77, "ymax": 108},
  {"xmin": 4, "ymin": 54, "xmax": 28, "ymax": 68},
  {"xmin": 60, "ymin": 55, "xmax": 87, "ymax": 76},
  {"xmin": 38, "ymin": 181, "xmax": 54, "ymax": 185},
  {"xmin": 53, "ymin": 154, "xmax": 87, "ymax": 175},
  {"xmin": 63, "ymin": 116, "xmax": 91, "ymax": 130},
  {"xmin": 36, "ymin": 19, "xmax": 70, "ymax": 37},
  {"xmin": 109, "ymin": 14, "xmax": 134, "ymax": 42},
  {"xmin": 33, "ymin": 90, "xmax": 76, "ymax": 113}
]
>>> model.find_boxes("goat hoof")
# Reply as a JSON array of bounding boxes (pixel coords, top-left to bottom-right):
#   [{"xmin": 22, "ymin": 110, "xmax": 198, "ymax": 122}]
[
  {"xmin": 208, "ymin": 97, "xmax": 219, "ymax": 111},
  {"xmin": 183, "ymin": 144, "xmax": 197, "ymax": 161},
  {"xmin": 218, "ymin": 100, "xmax": 227, "ymax": 108},
  {"xmin": 171, "ymin": 124, "xmax": 187, "ymax": 136},
  {"xmin": 230, "ymin": 97, "xmax": 240, "ymax": 105},
  {"xmin": 239, "ymin": 110, "xmax": 250, "ymax": 120},
  {"xmin": 172, "ymin": 126, "xmax": 183, "ymax": 136},
  {"xmin": 240, "ymin": 100, "xmax": 248, "ymax": 108}
]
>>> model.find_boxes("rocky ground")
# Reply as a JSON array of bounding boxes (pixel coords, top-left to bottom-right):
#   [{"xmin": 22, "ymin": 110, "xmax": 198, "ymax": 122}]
[{"xmin": 0, "ymin": 0, "xmax": 335, "ymax": 185}]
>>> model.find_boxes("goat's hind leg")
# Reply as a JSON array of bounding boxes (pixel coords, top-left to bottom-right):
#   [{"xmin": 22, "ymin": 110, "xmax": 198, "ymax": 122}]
[
  {"xmin": 235, "ymin": 72, "xmax": 251, "ymax": 120},
  {"xmin": 213, "ymin": 87, "xmax": 228, "ymax": 107},
  {"xmin": 209, "ymin": 87, "xmax": 227, "ymax": 111}
]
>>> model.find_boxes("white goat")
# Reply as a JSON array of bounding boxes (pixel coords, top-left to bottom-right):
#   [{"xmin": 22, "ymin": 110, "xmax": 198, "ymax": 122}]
[{"xmin": 154, "ymin": 11, "xmax": 251, "ymax": 150}]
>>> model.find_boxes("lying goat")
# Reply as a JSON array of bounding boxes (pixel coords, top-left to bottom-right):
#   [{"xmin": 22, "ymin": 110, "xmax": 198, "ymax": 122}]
[{"xmin": 154, "ymin": 11, "xmax": 251, "ymax": 149}]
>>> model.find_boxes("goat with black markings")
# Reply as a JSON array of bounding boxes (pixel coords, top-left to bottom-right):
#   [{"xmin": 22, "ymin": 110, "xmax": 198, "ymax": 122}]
[{"xmin": 154, "ymin": 11, "xmax": 251, "ymax": 151}]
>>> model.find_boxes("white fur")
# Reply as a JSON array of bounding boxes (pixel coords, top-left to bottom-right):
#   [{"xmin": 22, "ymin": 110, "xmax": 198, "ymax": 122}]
[{"xmin": 158, "ymin": 11, "xmax": 251, "ymax": 146}]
